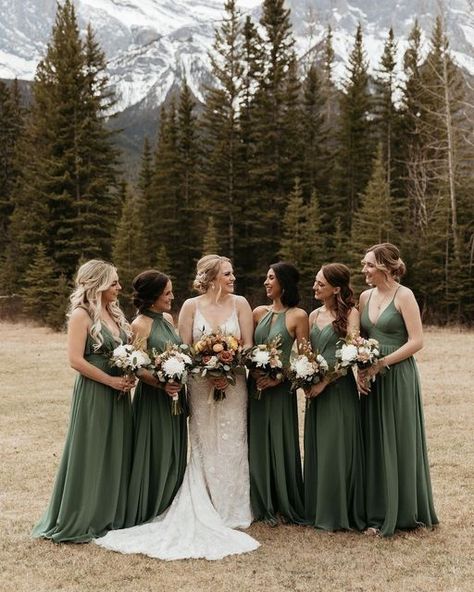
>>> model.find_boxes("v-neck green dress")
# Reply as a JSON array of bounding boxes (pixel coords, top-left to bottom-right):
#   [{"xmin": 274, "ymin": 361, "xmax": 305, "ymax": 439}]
[
  {"xmin": 304, "ymin": 321, "xmax": 365, "ymax": 531},
  {"xmin": 248, "ymin": 310, "xmax": 305, "ymax": 524},
  {"xmin": 32, "ymin": 326, "xmax": 133, "ymax": 542},
  {"xmin": 360, "ymin": 290, "xmax": 438, "ymax": 536},
  {"xmin": 125, "ymin": 310, "xmax": 187, "ymax": 527}
]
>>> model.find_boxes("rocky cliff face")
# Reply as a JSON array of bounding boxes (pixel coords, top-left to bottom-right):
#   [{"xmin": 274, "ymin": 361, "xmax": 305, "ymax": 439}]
[{"xmin": 1, "ymin": 0, "xmax": 472, "ymax": 112}]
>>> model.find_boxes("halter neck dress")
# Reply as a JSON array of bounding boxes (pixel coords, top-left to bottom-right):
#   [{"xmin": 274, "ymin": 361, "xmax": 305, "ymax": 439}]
[
  {"xmin": 248, "ymin": 309, "xmax": 305, "ymax": 524},
  {"xmin": 124, "ymin": 310, "xmax": 187, "ymax": 527},
  {"xmin": 32, "ymin": 324, "xmax": 133, "ymax": 542},
  {"xmin": 360, "ymin": 289, "xmax": 438, "ymax": 536},
  {"xmin": 304, "ymin": 315, "xmax": 365, "ymax": 531}
]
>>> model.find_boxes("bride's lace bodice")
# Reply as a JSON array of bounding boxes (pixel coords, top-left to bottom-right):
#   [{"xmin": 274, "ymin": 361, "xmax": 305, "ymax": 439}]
[
  {"xmin": 95, "ymin": 296, "xmax": 258, "ymax": 560},
  {"xmin": 193, "ymin": 300, "xmax": 241, "ymax": 342}
]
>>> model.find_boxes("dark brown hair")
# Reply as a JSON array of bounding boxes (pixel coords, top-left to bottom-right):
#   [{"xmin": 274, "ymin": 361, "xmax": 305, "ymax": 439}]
[
  {"xmin": 132, "ymin": 269, "xmax": 170, "ymax": 313},
  {"xmin": 270, "ymin": 261, "xmax": 300, "ymax": 307},
  {"xmin": 321, "ymin": 263, "xmax": 355, "ymax": 337}
]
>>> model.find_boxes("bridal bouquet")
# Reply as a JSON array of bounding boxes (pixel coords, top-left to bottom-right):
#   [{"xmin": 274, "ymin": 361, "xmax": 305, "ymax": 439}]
[
  {"xmin": 334, "ymin": 333, "xmax": 381, "ymax": 379},
  {"xmin": 109, "ymin": 342, "xmax": 151, "ymax": 396},
  {"xmin": 151, "ymin": 343, "xmax": 193, "ymax": 415},
  {"xmin": 192, "ymin": 330, "xmax": 243, "ymax": 402},
  {"xmin": 287, "ymin": 339, "xmax": 329, "ymax": 393},
  {"xmin": 245, "ymin": 336, "xmax": 284, "ymax": 400}
]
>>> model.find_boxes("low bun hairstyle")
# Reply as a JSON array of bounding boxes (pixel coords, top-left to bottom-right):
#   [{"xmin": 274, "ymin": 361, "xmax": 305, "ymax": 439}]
[
  {"xmin": 193, "ymin": 254, "xmax": 231, "ymax": 294},
  {"xmin": 320, "ymin": 263, "xmax": 355, "ymax": 337},
  {"xmin": 132, "ymin": 269, "xmax": 170, "ymax": 313},
  {"xmin": 270, "ymin": 261, "xmax": 300, "ymax": 308},
  {"xmin": 366, "ymin": 243, "xmax": 406, "ymax": 280}
]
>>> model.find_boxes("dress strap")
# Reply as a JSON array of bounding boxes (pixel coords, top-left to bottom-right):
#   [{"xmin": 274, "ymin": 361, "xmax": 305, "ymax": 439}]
[{"xmin": 391, "ymin": 285, "xmax": 401, "ymax": 302}]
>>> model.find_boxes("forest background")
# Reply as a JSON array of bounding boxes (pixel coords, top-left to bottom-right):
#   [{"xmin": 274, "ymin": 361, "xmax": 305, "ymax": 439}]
[{"xmin": 0, "ymin": 0, "xmax": 472, "ymax": 327}]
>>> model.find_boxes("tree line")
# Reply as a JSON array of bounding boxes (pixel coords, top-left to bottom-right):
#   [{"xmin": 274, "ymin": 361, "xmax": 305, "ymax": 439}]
[{"xmin": 0, "ymin": 0, "xmax": 472, "ymax": 328}]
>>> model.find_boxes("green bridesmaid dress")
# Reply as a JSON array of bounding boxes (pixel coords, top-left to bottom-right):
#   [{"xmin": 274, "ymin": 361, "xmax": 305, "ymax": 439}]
[
  {"xmin": 125, "ymin": 310, "xmax": 187, "ymax": 526},
  {"xmin": 360, "ymin": 290, "xmax": 438, "ymax": 536},
  {"xmin": 304, "ymin": 318, "xmax": 365, "ymax": 531},
  {"xmin": 32, "ymin": 326, "xmax": 133, "ymax": 542},
  {"xmin": 249, "ymin": 310, "xmax": 305, "ymax": 524}
]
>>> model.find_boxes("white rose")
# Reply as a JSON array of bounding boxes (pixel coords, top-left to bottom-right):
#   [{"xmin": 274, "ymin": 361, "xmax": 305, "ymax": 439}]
[
  {"xmin": 293, "ymin": 356, "xmax": 314, "ymax": 378},
  {"xmin": 341, "ymin": 344, "xmax": 358, "ymax": 363},
  {"xmin": 112, "ymin": 345, "xmax": 129, "ymax": 359},
  {"xmin": 131, "ymin": 350, "xmax": 151, "ymax": 369}
]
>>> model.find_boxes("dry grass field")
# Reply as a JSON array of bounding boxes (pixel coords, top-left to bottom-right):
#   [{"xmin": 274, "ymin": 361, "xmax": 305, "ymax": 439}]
[{"xmin": 1, "ymin": 321, "xmax": 473, "ymax": 592}]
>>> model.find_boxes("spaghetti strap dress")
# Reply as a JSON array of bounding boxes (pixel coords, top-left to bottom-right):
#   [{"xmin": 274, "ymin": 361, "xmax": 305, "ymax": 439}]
[
  {"xmin": 360, "ymin": 289, "xmax": 438, "ymax": 536},
  {"xmin": 32, "ymin": 326, "xmax": 133, "ymax": 542},
  {"xmin": 304, "ymin": 318, "xmax": 365, "ymax": 531}
]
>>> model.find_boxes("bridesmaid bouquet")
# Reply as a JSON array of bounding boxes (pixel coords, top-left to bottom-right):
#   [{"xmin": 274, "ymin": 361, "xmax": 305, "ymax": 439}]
[
  {"xmin": 151, "ymin": 344, "xmax": 193, "ymax": 415},
  {"xmin": 287, "ymin": 339, "xmax": 329, "ymax": 393},
  {"xmin": 192, "ymin": 331, "xmax": 243, "ymax": 402},
  {"xmin": 334, "ymin": 334, "xmax": 381, "ymax": 379},
  {"xmin": 245, "ymin": 336, "xmax": 284, "ymax": 400},
  {"xmin": 110, "ymin": 343, "xmax": 151, "ymax": 397}
]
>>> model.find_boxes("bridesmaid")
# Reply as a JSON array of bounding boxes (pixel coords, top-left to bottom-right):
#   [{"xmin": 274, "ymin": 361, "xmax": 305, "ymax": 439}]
[
  {"xmin": 32, "ymin": 260, "xmax": 134, "ymax": 542},
  {"xmin": 358, "ymin": 243, "xmax": 438, "ymax": 536},
  {"xmin": 304, "ymin": 263, "xmax": 365, "ymax": 531},
  {"xmin": 125, "ymin": 270, "xmax": 188, "ymax": 527},
  {"xmin": 249, "ymin": 261, "xmax": 308, "ymax": 525}
]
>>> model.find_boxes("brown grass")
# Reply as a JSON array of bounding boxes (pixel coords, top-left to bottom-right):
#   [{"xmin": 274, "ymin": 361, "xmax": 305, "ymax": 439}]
[{"xmin": 1, "ymin": 322, "xmax": 473, "ymax": 592}]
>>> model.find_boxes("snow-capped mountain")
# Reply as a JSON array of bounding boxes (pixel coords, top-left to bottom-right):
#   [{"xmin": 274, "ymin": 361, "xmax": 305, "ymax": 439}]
[{"xmin": 1, "ymin": 0, "xmax": 473, "ymax": 115}]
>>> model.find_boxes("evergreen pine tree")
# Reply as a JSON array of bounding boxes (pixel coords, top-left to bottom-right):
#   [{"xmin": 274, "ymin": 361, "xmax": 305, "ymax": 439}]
[
  {"xmin": 0, "ymin": 80, "xmax": 23, "ymax": 259},
  {"xmin": 22, "ymin": 244, "xmax": 62, "ymax": 325},
  {"xmin": 113, "ymin": 184, "xmax": 148, "ymax": 315},
  {"xmin": 350, "ymin": 145, "xmax": 393, "ymax": 293},
  {"xmin": 176, "ymin": 78, "xmax": 202, "ymax": 288},
  {"xmin": 202, "ymin": 216, "xmax": 219, "ymax": 256},
  {"xmin": 200, "ymin": 0, "xmax": 244, "ymax": 263},
  {"xmin": 249, "ymin": 0, "xmax": 297, "ymax": 268},
  {"xmin": 6, "ymin": 0, "xmax": 118, "ymax": 287},
  {"xmin": 334, "ymin": 23, "xmax": 374, "ymax": 231}
]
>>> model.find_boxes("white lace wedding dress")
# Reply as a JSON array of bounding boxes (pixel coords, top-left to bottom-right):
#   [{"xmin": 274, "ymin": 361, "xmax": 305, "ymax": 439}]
[{"xmin": 95, "ymin": 300, "xmax": 259, "ymax": 560}]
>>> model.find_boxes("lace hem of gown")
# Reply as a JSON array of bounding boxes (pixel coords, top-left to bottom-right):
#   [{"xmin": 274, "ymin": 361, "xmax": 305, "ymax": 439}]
[{"xmin": 95, "ymin": 429, "xmax": 260, "ymax": 560}]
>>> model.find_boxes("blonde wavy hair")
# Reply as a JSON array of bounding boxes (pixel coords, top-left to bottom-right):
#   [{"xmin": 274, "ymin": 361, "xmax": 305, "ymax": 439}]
[
  {"xmin": 365, "ymin": 243, "xmax": 406, "ymax": 281},
  {"xmin": 193, "ymin": 254, "xmax": 231, "ymax": 297},
  {"xmin": 69, "ymin": 259, "xmax": 131, "ymax": 348}
]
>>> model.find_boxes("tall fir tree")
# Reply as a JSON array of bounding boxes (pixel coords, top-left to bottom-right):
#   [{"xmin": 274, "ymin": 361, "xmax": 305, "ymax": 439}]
[
  {"xmin": 200, "ymin": 0, "xmax": 244, "ymax": 264},
  {"xmin": 22, "ymin": 243, "xmax": 69, "ymax": 329},
  {"xmin": 151, "ymin": 101, "xmax": 180, "ymax": 286},
  {"xmin": 6, "ymin": 0, "xmax": 118, "ymax": 289},
  {"xmin": 112, "ymin": 183, "xmax": 149, "ymax": 315},
  {"xmin": 334, "ymin": 23, "xmax": 374, "ymax": 232},
  {"xmin": 350, "ymin": 145, "xmax": 393, "ymax": 294},
  {"xmin": 0, "ymin": 80, "xmax": 23, "ymax": 262},
  {"xmin": 238, "ymin": 15, "xmax": 265, "ymax": 295},
  {"xmin": 249, "ymin": 0, "xmax": 297, "ymax": 269}
]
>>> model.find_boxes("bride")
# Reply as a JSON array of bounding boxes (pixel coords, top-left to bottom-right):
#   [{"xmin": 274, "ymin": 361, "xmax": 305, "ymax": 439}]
[{"xmin": 95, "ymin": 255, "xmax": 260, "ymax": 560}]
